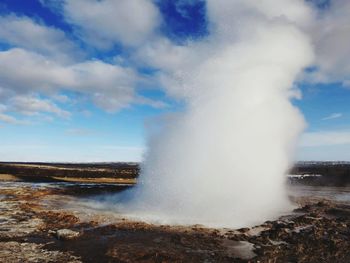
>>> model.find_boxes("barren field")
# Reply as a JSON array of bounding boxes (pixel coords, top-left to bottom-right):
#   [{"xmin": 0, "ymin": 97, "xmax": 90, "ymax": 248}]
[
  {"xmin": 0, "ymin": 162, "xmax": 138, "ymax": 184},
  {"xmin": 0, "ymin": 163, "xmax": 350, "ymax": 262},
  {"xmin": 0, "ymin": 182, "xmax": 349, "ymax": 262}
]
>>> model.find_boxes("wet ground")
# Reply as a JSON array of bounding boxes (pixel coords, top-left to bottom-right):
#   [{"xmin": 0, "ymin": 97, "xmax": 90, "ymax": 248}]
[{"xmin": 1, "ymin": 182, "xmax": 350, "ymax": 262}]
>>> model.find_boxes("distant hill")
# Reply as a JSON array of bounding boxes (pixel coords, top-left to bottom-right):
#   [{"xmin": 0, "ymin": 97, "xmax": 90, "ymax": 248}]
[
  {"xmin": 0, "ymin": 162, "xmax": 139, "ymax": 184},
  {"xmin": 290, "ymin": 162, "xmax": 350, "ymax": 186},
  {"xmin": 1, "ymin": 161, "xmax": 350, "ymax": 186}
]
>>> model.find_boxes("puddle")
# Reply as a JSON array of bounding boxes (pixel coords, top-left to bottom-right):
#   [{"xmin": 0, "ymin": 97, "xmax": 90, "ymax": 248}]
[{"xmin": 222, "ymin": 239, "xmax": 256, "ymax": 260}]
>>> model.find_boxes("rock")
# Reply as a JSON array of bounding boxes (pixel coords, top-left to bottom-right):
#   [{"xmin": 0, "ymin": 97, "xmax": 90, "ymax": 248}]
[{"xmin": 56, "ymin": 229, "xmax": 80, "ymax": 240}]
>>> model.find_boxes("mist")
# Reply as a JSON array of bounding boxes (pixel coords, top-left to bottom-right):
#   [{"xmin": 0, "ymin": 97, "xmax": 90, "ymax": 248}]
[{"xmin": 120, "ymin": 0, "xmax": 314, "ymax": 228}]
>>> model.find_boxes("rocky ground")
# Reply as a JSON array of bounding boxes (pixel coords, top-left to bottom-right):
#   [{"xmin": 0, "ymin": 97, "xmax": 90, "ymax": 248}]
[{"xmin": 0, "ymin": 182, "xmax": 350, "ymax": 262}]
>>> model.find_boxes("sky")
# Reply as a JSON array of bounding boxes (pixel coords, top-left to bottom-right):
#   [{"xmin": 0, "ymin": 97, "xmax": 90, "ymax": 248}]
[{"xmin": 0, "ymin": 0, "xmax": 350, "ymax": 162}]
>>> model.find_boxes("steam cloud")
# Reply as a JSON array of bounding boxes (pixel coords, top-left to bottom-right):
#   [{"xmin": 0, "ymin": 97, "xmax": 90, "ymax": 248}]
[{"xmin": 121, "ymin": 0, "xmax": 315, "ymax": 227}]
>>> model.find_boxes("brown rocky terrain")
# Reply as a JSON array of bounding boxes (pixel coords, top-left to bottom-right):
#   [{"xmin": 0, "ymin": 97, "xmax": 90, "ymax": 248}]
[{"xmin": 1, "ymin": 180, "xmax": 350, "ymax": 262}]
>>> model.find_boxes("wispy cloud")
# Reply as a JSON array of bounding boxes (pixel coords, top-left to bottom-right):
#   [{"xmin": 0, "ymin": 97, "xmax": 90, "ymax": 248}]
[
  {"xmin": 322, "ymin": 112, "xmax": 343, "ymax": 120},
  {"xmin": 0, "ymin": 112, "xmax": 29, "ymax": 125},
  {"xmin": 0, "ymin": 104, "xmax": 28, "ymax": 124},
  {"xmin": 300, "ymin": 130, "xmax": 350, "ymax": 147},
  {"xmin": 65, "ymin": 128, "xmax": 94, "ymax": 136},
  {"xmin": 10, "ymin": 95, "xmax": 71, "ymax": 119}
]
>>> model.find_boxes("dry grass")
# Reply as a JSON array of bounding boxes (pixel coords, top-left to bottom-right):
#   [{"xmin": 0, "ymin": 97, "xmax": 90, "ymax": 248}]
[
  {"xmin": 52, "ymin": 176, "xmax": 136, "ymax": 184},
  {"xmin": 0, "ymin": 174, "xmax": 20, "ymax": 181}
]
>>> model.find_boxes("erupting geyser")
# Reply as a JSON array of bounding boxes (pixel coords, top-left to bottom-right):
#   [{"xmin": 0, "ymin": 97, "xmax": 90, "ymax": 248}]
[{"xmin": 122, "ymin": 0, "xmax": 315, "ymax": 227}]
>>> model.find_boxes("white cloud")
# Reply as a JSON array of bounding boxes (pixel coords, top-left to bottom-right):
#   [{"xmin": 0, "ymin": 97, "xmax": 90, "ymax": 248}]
[
  {"xmin": 0, "ymin": 48, "xmax": 139, "ymax": 114},
  {"xmin": 9, "ymin": 95, "xmax": 71, "ymax": 118},
  {"xmin": 306, "ymin": 0, "xmax": 350, "ymax": 85},
  {"xmin": 0, "ymin": 45, "xmax": 166, "ymax": 123},
  {"xmin": 0, "ymin": 15, "xmax": 81, "ymax": 63},
  {"xmin": 300, "ymin": 130, "xmax": 350, "ymax": 147},
  {"xmin": 62, "ymin": 0, "xmax": 161, "ymax": 48},
  {"xmin": 0, "ymin": 104, "xmax": 27, "ymax": 124},
  {"xmin": 322, "ymin": 112, "xmax": 342, "ymax": 120},
  {"xmin": 135, "ymin": 96, "xmax": 169, "ymax": 109},
  {"xmin": 133, "ymin": 37, "xmax": 192, "ymax": 72},
  {"xmin": 0, "ymin": 112, "xmax": 25, "ymax": 125},
  {"xmin": 0, "ymin": 3, "xmax": 166, "ymax": 122},
  {"xmin": 70, "ymin": 60, "xmax": 138, "ymax": 112}
]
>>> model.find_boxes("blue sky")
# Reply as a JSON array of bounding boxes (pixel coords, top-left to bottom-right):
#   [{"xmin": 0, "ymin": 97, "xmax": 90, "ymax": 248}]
[{"xmin": 0, "ymin": 0, "xmax": 350, "ymax": 162}]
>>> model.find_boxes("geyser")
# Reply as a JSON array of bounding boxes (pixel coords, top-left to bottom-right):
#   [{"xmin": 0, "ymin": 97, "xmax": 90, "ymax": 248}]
[{"xmin": 122, "ymin": 0, "xmax": 314, "ymax": 227}]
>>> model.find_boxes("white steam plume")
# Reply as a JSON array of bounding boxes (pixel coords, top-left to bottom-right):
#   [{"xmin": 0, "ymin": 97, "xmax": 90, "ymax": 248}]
[{"xmin": 121, "ymin": 0, "xmax": 314, "ymax": 228}]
